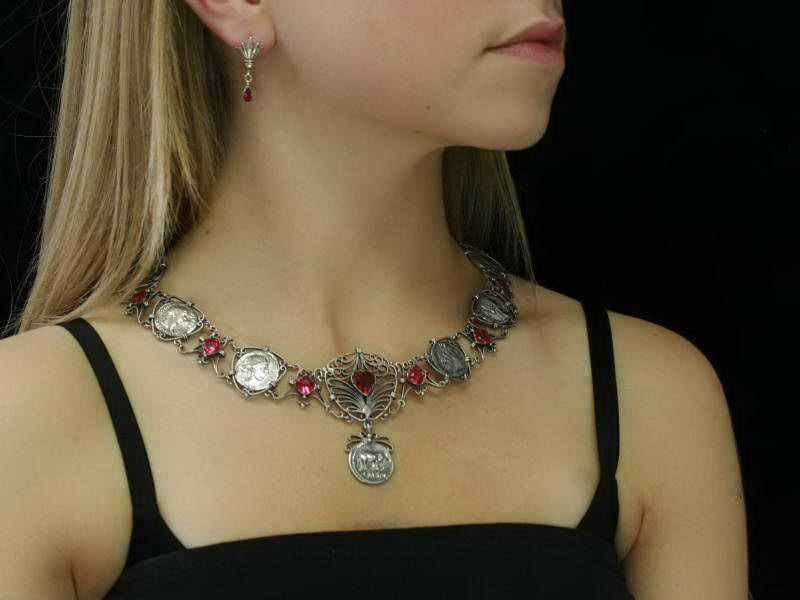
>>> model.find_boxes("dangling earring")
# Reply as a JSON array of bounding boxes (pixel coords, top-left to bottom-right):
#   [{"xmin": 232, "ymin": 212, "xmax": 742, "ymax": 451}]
[{"xmin": 237, "ymin": 35, "xmax": 262, "ymax": 103}]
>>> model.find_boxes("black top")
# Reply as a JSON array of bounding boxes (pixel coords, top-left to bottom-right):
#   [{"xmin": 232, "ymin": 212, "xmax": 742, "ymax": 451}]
[{"xmin": 58, "ymin": 300, "xmax": 636, "ymax": 599}]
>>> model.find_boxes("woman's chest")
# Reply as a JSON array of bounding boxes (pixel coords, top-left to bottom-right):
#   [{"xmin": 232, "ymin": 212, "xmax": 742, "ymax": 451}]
[{"xmin": 71, "ymin": 306, "xmax": 643, "ymax": 598}]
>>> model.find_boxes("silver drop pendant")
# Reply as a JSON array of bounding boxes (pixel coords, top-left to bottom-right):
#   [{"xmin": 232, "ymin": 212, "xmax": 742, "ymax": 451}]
[{"xmin": 346, "ymin": 423, "xmax": 395, "ymax": 484}]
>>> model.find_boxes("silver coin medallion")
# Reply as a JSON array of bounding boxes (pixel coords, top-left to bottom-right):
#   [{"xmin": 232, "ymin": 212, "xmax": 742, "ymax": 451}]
[
  {"xmin": 232, "ymin": 349, "xmax": 281, "ymax": 394},
  {"xmin": 472, "ymin": 290, "xmax": 514, "ymax": 327},
  {"xmin": 347, "ymin": 438, "xmax": 394, "ymax": 484},
  {"xmin": 428, "ymin": 337, "xmax": 470, "ymax": 380},
  {"xmin": 152, "ymin": 299, "xmax": 203, "ymax": 339}
]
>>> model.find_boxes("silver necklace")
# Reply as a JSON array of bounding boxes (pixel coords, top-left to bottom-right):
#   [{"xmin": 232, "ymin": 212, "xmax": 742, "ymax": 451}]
[{"xmin": 122, "ymin": 240, "xmax": 519, "ymax": 485}]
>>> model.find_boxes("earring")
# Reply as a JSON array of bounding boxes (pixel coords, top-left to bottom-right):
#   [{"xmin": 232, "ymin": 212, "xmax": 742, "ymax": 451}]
[{"xmin": 237, "ymin": 35, "xmax": 263, "ymax": 103}]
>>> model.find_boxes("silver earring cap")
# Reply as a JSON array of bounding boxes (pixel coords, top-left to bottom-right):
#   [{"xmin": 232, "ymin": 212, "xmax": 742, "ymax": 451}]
[{"xmin": 238, "ymin": 35, "xmax": 262, "ymax": 69}]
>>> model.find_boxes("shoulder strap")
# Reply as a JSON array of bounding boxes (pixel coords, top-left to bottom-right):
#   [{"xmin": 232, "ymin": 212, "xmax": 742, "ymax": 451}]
[
  {"xmin": 58, "ymin": 317, "xmax": 184, "ymax": 567},
  {"xmin": 575, "ymin": 301, "xmax": 621, "ymax": 546}
]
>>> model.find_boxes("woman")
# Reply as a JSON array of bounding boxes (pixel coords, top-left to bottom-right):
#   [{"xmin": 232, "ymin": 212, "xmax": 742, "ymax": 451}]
[{"xmin": 0, "ymin": 1, "xmax": 748, "ymax": 598}]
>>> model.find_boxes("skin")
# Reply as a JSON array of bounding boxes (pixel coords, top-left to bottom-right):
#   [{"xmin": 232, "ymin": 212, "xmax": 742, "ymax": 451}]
[
  {"xmin": 1, "ymin": 1, "xmax": 751, "ymax": 597},
  {"xmin": 167, "ymin": 0, "xmax": 567, "ymax": 362}
]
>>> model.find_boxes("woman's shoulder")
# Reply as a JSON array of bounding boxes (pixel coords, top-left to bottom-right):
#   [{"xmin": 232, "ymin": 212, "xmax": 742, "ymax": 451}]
[
  {"xmin": 526, "ymin": 282, "xmax": 743, "ymax": 575},
  {"xmin": 0, "ymin": 323, "xmax": 116, "ymax": 599},
  {"xmin": 0, "ymin": 320, "xmax": 109, "ymax": 411},
  {"xmin": 520, "ymin": 277, "xmax": 708, "ymax": 363},
  {"xmin": 523, "ymin": 279, "xmax": 726, "ymax": 430},
  {"xmin": 0, "ymin": 316, "xmax": 136, "ymax": 600}
]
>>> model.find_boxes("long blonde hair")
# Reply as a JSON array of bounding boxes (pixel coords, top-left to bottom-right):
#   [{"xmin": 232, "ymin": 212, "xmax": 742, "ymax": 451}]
[{"xmin": 4, "ymin": 0, "xmax": 538, "ymax": 336}]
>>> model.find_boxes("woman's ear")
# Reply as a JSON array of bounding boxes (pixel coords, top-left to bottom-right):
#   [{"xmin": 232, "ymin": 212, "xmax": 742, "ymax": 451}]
[{"xmin": 182, "ymin": 0, "xmax": 275, "ymax": 51}]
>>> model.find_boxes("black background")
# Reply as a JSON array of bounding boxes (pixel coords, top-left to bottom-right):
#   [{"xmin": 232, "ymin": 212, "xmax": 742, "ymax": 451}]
[{"xmin": 1, "ymin": 1, "xmax": 796, "ymax": 597}]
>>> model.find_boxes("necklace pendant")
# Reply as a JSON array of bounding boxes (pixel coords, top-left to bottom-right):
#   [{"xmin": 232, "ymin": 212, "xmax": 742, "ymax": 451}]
[
  {"xmin": 346, "ymin": 424, "xmax": 394, "ymax": 485},
  {"xmin": 325, "ymin": 347, "xmax": 398, "ymax": 484}
]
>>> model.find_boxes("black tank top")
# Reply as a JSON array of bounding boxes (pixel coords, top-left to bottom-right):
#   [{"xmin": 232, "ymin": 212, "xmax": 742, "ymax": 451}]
[{"xmin": 58, "ymin": 300, "xmax": 636, "ymax": 599}]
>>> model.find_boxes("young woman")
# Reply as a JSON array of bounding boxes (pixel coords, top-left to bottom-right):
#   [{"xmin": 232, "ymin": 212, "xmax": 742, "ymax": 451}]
[{"xmin": 0, "ymin": 1, "xmax": 748, "ymax": 598}]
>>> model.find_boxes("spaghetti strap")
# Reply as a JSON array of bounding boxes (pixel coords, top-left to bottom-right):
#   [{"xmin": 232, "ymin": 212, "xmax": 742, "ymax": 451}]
[
  {"xmin": 58, "ymin": 317, "xmax": 183, "ymax": 568},
  {"xmin": 575, "ymin": 301, "xmax": 622, "ymax": 547}
]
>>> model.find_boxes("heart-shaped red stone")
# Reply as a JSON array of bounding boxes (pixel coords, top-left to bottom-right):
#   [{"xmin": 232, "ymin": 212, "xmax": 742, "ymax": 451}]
[{"xmin": 351, "ymin": 370, "xmax": 375, "ymax": 396}]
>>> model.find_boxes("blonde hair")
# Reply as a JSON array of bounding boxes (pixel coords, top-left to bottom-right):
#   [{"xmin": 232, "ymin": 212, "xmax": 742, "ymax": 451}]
[{"xmin": 4, "ymin": 0, "xmax": 538, "ymax": 336}]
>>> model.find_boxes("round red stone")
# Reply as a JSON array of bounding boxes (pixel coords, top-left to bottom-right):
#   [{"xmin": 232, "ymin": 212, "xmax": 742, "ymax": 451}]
[
  {"xmin": 474, "ymin": 328, "xmax": 491, "ymax": 345},
  {"xmin": 295, "ymin": 374, "xmax": 316, "ymax": 395},
  {"xmin": 493, "ymin": 276, "xmax": 508, "ymax": 290},
  {"xmin": 131, "ymin": 290, "xmax": 147, "ymax": 304},
  {"xmin": 351, "ymin": 371, "xmax": 375, "ymax": 395},
  {"xmin": 406, "ymin": 366, "xmax": 426, "ymax": 386},
  {"xmin": 243, "ymin": 86, "xmax": 253, "ymax": 102},
  {"xmin": 201, "ymin": 337, "xmax": 221, "ymax": 356}
]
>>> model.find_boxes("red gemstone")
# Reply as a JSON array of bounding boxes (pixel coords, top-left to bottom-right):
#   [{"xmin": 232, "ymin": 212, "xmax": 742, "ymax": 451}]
[
  {"xmin": 474, "ymin": 328, "xmax": 491, "ymax": 345},
  {"xmin": 493, "ymin": 276, "xmax": 508, "ymax": 289},
  {"xmin": 406, "ymin": 366, "xmax": 426, "ymax": 386},
  {"xmin": 295, "ymin": 375, "xmax": 316, "ymax": 395},
  {"xmin": 243, "ymin": 86, "xmax": 253, "ymax": 102},
  {"xmin": 352, "ymin": 371, "xmax": 375, "ymax": 395},
  {"xmin": 131, "ymin": 290, "xmax": 147, "ymax": 304},
  {"xmin": 201, "ymin": 337, "xmax": 221, "ymax": 356}
]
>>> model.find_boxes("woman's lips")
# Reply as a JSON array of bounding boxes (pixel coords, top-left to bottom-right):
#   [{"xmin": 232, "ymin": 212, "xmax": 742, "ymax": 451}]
[{"xmin": 488, "ymin": 40, "xmax": 565, "ymax": 65}]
